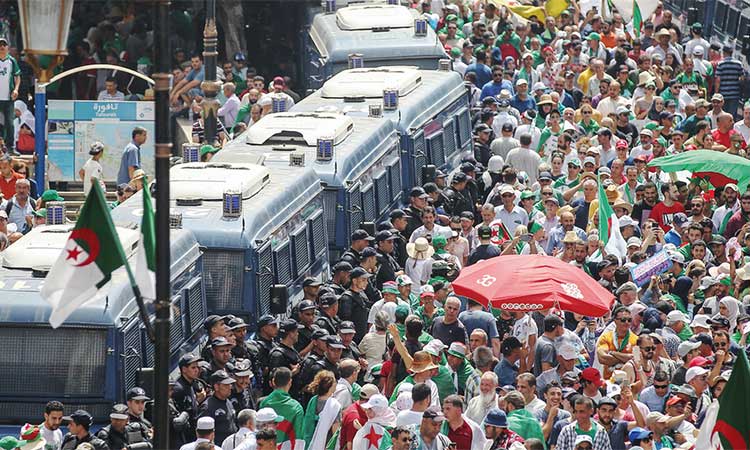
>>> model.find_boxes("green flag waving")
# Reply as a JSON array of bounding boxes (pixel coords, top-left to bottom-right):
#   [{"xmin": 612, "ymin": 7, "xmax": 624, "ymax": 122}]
[
  {"xmin": 259, "ymin": 389, "xmax": 305, "ymax": 450},
  {"xmin": 41, "ymin": 182, "xmax": 131, "ymax": 328},
  {"xmin": 136, "ymin": 187, "xmax": 156, "ymax": 300},
  {"xmin": 698, "ymin": 350, "xmax": 750, "ymax": 449}
]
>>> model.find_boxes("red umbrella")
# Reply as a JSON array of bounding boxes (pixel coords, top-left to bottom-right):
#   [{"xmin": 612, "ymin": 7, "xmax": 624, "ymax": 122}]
[{"xmin": 452, "ymin": 255, "xmax": 615, "ymax": 317}]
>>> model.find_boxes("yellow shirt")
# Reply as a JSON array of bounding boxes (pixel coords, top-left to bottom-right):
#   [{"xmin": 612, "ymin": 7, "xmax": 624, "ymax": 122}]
[{"xmin": 597, "ymin": 329, "xmax": 638, "ymax": 378}]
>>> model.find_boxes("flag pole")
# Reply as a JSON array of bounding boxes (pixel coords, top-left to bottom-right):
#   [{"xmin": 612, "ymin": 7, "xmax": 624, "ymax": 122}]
[{"xmin": 153, "ymin": 0, "xmax": 172, "ymax": 449}]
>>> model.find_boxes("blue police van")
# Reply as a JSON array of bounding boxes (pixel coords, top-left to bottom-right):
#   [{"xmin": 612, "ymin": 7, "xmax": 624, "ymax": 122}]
[
  {"xmin": 214, "ymin": 112, "xmax": 401, "ymax": 257},
  {"xmin": 0, "ymin": 225, "xmax": 205, "ymax": 426},
  {"xmin": 303, "ymin": 3, "xmax": 446, "ymax": 91},
  {"xmin": 111, "ymin": 161, "xmax": 328, "ymax": 323},
  {"xmin": 292, "ymin": 66, "xmax": 474, "ymax": 193}
]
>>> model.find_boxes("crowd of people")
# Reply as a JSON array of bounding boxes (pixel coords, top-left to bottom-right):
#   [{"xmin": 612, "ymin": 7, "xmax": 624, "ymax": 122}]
[{"xmin": 4, "ymin": 1, "xmax": 750, "ymax": 450}]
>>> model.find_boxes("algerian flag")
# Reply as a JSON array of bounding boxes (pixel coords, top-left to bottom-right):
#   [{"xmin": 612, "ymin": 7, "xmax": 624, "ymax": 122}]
[
  {"xmin": 352, "ymin": 422, "xmax": 392, "ymax": 450},
  {"xmin": 697, "ymin": 350, "xmax": 750, "ymax": 449},
  {"xmin": 136, "ymin": 187, "xmax": 156, "ymax": 300},
  {"xmin": 610, "ymin": 0, "xmax": 659, "ymax": 35},
  {"xmin": 631, "ymin": 0, "xmax": 643, "ymax": 37},
  {"xmin": 259, "ymin": 389, "xmax": 306, "ymax": 450},
  {"xmin": 41, "ymin": 182, "xmax": 132, "ymax": 328},
  {"xmin": 598, "ymin": 181, "xmax": 627, "ymax": 261}
]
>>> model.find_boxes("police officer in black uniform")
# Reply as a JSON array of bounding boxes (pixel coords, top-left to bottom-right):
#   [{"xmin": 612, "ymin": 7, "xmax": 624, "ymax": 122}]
[
  {"xmin": 338, "ymin": 321, "xmax": 362, "ymax": 362},
  {"xmin": 298, "ymin": 335, "xmax": 345, "ymax": 405},
  {"xmin": 229, "ymin": 359, "xmax": 255, "ymax": 412},
  {"xmin": 269, "ymin": 319, "xmax": 302, "ymax": 371},
  {"xmin": 315, "ymin": 293, "xmax": 341, "ymax": 336},
  {"xmin": 168, "ymin": 378, "xmax": 193, "ymax": 449},
  {"xmin": 60, "ymin": 410, "xmax": 109, "ymax": 450},
  {"xmin": 295, "ymin": 300, "xmax": 318, "ymax": 357},
  {"xmin": 125, "ymin": 387, "xmax": 153, "ymax": 441},
  {"xmin": 302, "ymin": 277, "xmax": 323, "ymax": 302},
  {"xmin": 95, "ymin": 404, "xmax": 130, "ymax": 450},
  {"xmin": 374, "ymin": 230, "xmax": 401, "ymax": 290},
  {"xmin": 200, "ymin": 337, "xmax": 234, "ymax": 385},
  {"xmin": 442, "ymin": 172, "xmax": 474, "ymax": 217},
  {"xmin": 473, "ymin": 123, "xmax": 493, "ymax": 166},
  {"xmin": 198, "ymin": 370, "xmax": 238, "ymax": 445},
  {"xmin": 339, "ymin": 229, "xmax": 374, "ymax": 267},
  {"xmin": 388, "ymin": 209, "xmax": 410, "ymax": 267},
  {"xmin": 293, "ymin": 328, "xmax": 328, "ymax": 402},
  {"xmin": 325, "ymin": 262, "xmax": 352, "ymax": 297},
  {"xmin": 228, "ymin": 317, "xmax": 252, "ymax": 360},
  {"xmin": 338, "ymin": 267, "xmax": 372, "ymax": 343},
  {"xmin": 253, "ymin": 314, "xmax": 279, "ymax": 395},
  {"xmin": 405, "ymin": 187, "xmax": 429, "ymax": 239},
  {"xmin": 460, "ymin": 161, "xmax": 481, "ymax": 207},
  {"xmin": 172, "ymin": 353, "xmax": 203, "ymax": 436},
  {"xmin": 359, "ymin": 246, "xmax": 382, "ymax": 306},
  {"xmin": 200, "ymin": 315, "xmax": 228, "ymax": 361}
]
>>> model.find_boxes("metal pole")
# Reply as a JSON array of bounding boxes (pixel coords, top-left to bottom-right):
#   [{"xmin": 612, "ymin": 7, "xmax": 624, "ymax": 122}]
[
  {"xmin": 153, "ymin": 0, "xmax": 172, "ymax": 449},
  {"xmin": 33, "ymin": 82, "xmax": 46, "ymax": 190},
  {"xmin": 201, "ymin": 0, "xmax": 219, "ymax": 147}
]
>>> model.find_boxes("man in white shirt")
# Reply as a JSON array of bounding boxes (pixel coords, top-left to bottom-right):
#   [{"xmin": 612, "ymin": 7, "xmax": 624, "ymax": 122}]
[
  {"xmin": 494, "ymin": 185, "xmax": 528, "ymax": 235},
  {"xmin": 257, "ymin": 77, "xmax": 295, "ymax": 114},
  {"xmin": 97, "ymin": 77, "xmax": 126, "ymax": 101},
  {"xmin": 80, "ymin": 142, "xmax": 105, "ymax": 195},
  {"xmin": 596, "ymin": 80, "xmax": 630, "ymax": 119},
  {"xmin": 630, "ymin": 129, "xmax": 655, "ymax": 160},
  {"xmin": 396, "ymin": 382, "xmax": 432, "ymax": 428},
  {"xmin": 734, "ymin": 103, "xmax": 750, "ymax": 144},
  {"xmin": 409, "ymin": 206, "xmax": 452, "ymax": 243},
  {"xmin": 218, "ymin": 82, "xmax": 241, "ymax": 130},
  {"xmin": 222, "ymin": 409, "xmax": 255, "ymax": 450},
  {"xmin": 41, "ymin": 401, "xmax": 65, "ymax": 450},
  {"xmin": 180, "ymin": 417, "xmax": 221, "ymax": 450}
]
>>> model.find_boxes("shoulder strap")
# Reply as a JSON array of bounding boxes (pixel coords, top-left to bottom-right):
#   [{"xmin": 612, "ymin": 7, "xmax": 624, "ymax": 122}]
[{"xmin": 5, "ymin": 200, "xmax": 12, "ymax": 216}]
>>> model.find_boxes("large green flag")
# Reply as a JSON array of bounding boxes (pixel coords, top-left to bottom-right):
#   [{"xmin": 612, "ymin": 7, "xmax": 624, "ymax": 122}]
[
  {"xmin": 41, "ymin": 182, "xmax": 131, "ymax": 328},
  {"xmin": 697, "ymin": 350, "xmax": 750, "ymax": 449},
  {"xmin": 259, "ymin": 389, "xmax": 305, "ymax": 450},
  {"xmin": 135, "ymin": 187, "xmax": 156, "ymax": 300}
]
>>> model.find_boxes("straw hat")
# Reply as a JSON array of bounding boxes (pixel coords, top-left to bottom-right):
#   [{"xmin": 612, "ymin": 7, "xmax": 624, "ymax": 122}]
[
  {"xmin": 737, "ymin": 264, "xmax": 750, "ymax": 281},
  {"xmin": 709, "ymin": 262, "xmax": 731, "ymax": 278},
  {"xmin": 408, "ymin": 351, "xmax": 439, "ymax": 374},
  {"xmin": 605, "ymin": 184, "xmax": 620, "ymax": 204},
  {"xmin": 537, "ymin": 94, "xmax": 554, "ymax": 106},
  {"xmin": 406, "ymin": 237, "xmax": 435, "ymax": 260},
  {"xmin": 637, "ymin": 71, "xmax": 656, "ymax": 87},
  {"xmin": 562, "ymin": 231, "xmax": 580, "ymax": 244},
  {"xmin": 613, "ymin": 198, "xmax": 633, "ymax": 214}
]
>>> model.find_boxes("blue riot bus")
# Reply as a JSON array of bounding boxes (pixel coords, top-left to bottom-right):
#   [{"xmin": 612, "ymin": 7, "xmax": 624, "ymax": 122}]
[
  {"xmin": 0, "ymin": 225, "xmax": 205, "ymax": 426},
  {"xmin": 292, "ymin": 66, "xmax": 474, "ymax": 192},
  {"xmin": 111, "ymin": 162, "xmax": 328, "ymax": 323},
  {"xmin": 214, "ymin": 112, "xmax": 401, "ymax": 257},
  {"xmin": 303, "ymin": 3, "xmax": 446, "ymax": 91}
]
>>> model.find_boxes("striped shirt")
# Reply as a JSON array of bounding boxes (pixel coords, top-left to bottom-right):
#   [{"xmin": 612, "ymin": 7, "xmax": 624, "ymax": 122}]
[{"xmin": 716, "ymin": 57, "xmax": 745, "ymax": 100}]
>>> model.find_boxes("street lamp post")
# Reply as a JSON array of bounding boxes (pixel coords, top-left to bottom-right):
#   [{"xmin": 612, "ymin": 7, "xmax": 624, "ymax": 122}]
[
  {"xmin": 201, "ymin": 0, "xmax": 220, "ymax": 147},
  {"xmin": 153, "ymin": 0, "xmax": 173, "ymax": 449},
  {"xmin": 17, "ymin": 0, "xmax": 75, "ymax": 191}
]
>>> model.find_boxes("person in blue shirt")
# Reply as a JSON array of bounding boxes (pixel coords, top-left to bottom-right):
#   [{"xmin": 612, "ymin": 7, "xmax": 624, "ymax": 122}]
[
  {"xmin": 117, "ymin": 126, "xmax": 147, "ymax": 185},
  {"xmin": 480, "ymin": 65, "xmax": 508, "ymax": 100},
  {"xmin": 494, "ymin": 337, "xmax": 525, "ymax": 387},
  {"xmin": 465, "ymin": 51, "xmax": 492, "ymax": 89},
  {"xmin": 509, "ymin": 79, "xmax": 536, "ymax": 115}
]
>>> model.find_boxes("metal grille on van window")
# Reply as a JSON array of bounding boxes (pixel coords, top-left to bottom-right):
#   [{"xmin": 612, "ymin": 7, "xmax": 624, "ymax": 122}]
[
  {"xmin": 0, "ymin": 327, "xmax": 107, "ymax": 397},
  {"xmin": 257, "ymin": 242, "xmax": 273, "ymax": 317},
  {"xmin": 347, "ymin": 184, "xmax": 363, "ymax": 238},
  {"xmin": 361, "ymin": 183, "xmax": 376, "ymax": 222},
  {"xmin": 413, "ymin": 133, "xmax": 427, "ymax": 185},
  {"xmin": 309, "ymin": 210, "xmax": 327, "ymax": 258},
  {"xmin": 443, "ymin": 120, "xmax": 457, "ymax": 160},
  {"xmin": 292, "ymin": 225, "xmax": 310, "ymax": 277},
  {"xmin": 274, "ymin": 241, "xmax": 293, "ymax": 285},
  {"xmin": 170, "ymin": 295, "xmax": 184, "ymax": 352},
  {"xmin": 389, "ymin": 160, "xmax": 402, "ymax": 199},
  {"xmin": 322, "ymin": 189, "xmax": 338, "ymax": 241},
  {"xmin": 202, "ymin": 251, "xmax": 244, "ymax": 311},
  {"xmin": 186, "ymin": 278, "xmax": 204, "ymax": 333},
  {"xmin": 123, "ymin": 322, "xmax": 142, "ymax": 392},
  {"xmin": 428, "ymin": 132, "xmax": 445, "ymax": 167},
  {"xmin": 0, "ymin": 401, "xmax": 111, "ymax": 423},
  {"xmin": 457, "ymin": 109, "xmax": 471, "ymax": 148},
  {"xmin": 375, "ymin": 171, "xmax": 389, "ymax": 216}
]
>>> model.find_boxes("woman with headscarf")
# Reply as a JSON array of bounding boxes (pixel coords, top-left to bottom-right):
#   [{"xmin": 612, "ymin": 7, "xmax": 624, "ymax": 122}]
[
  {"xmin": 302, "ymin": 370, "xmax": 341, "ymax": 450},
  {"xmin": 352, "ymin": 394, "xmax": 397, "ymax": 450},
  {"xmin": 717, "ymin": 296, "xmax": 741, "ymax": 333},
  {"xmin": 13, "ymin": 100, "xmax": 35, "ymax": 154},
  {"xmin": 669, "ymin": 276, "xmax": 694, "ymax": 315}
]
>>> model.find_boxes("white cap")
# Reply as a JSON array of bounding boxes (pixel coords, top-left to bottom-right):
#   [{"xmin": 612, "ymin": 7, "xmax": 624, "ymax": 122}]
[
  {"xmin": 628, "ymin": 302, "xmax": 647, "ymax": 317},
  {"xmin": 677, "ymin": 340, "xmax": 701, "ymax": 357},
  {"xmin": 666, "ymin": 310, "xmax": 689, "ymax": 325},
  {"xmin": 618, "ymin": 216, "xmax": 637, "ymax": 228},
  {"xmin": 690, "ymin": 314, "xmax": 711, "ymax": 329},
  {"xmin": 196, "ymin": 417, "xmax": 215, "ymax": 431},
  {"xmin": 361, "ymin": 394, "xmax": 389, "ymax": 410},
  {"xmin": 606, "ymin": 382, "xmax": 622, "ymax": 398},
  {"xmin": 627, "ymin": 236, "xmax": 642, "ymax": 248},
  {"xmin": 686, "ymin": 366, "xmax": 709, "ymax": 383},
  {"xmin": 256, "ymin": 407, "xmax": 280, "ymax": 423},
  {"xmin": 532, "ymin": 81, "xmax": 546, "ymax": 92},
  {"xmin": 558, "ymin": 344, "xmax": 579, "ymax": 361},
  {"xmin": 693, "ymin": 45, "xmax": 705, "ymax": 55},
  {"xmin": 499, "ymin": 185, "xmax": 515, "ymax": 196}
]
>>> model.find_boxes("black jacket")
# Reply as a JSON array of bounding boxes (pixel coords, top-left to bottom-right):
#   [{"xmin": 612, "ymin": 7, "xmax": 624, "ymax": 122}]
[
  {"xmin": 338, "ymin": 289, "xmax": 370, "ymax": 342},
  {"xmin": 198, "ymin": 395, "xmax": 238, "ymax": 445},
  {"xmin": 95, "ymin": 425, "xmax": 128, "ymax": 450},
  {"xmin": 61, "ymin": 433, "xmax": 109, "ymax": 450}
]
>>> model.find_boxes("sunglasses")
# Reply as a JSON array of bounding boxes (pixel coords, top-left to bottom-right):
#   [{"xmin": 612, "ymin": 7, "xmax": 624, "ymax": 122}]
[
  {"xmin": 641, "ymin": 346, "xmax": 655, "ymax": 352},
  {"xmin": 711, "ymin": 326, "xmax": 726, "ymax": 331},
  {"xmin": 716, "ymin": 342, "xmax": 728, "ymax": 348},
  {"xmin": 617, "ymin": 317, "xmax": 632, "ymax": 323},
  {"xmin": 654, "ymin": 384, "xmax": 669, "ymax": 389},
  {"xmin": 542, "ymin": 191, "xmax": 553, "ymax": 195},
  {"xmin": 578, "ymin": 446, "xmax": 593, "ymax": 450},
  {"xmin": 583, "ymin": 111, "xmax": 592, "ymax": 114}
]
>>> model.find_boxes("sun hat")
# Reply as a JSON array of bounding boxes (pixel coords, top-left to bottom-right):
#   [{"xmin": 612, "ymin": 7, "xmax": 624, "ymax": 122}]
[{"xmin": 406, "ymin": 237, "xmax": 435, "ymax": 260}]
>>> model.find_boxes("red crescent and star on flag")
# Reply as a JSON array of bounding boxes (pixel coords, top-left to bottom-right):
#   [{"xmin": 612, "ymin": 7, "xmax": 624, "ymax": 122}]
[
  {"xmin": 364, "ymin": 424, "xmax": 383, "ymax": 449},
  {"xmin": 65, "ymin": 228, "xmax": 100, "ymax": 267}
]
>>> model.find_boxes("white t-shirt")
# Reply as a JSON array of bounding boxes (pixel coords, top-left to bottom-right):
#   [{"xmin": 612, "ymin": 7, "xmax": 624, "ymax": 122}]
[
  {"xmin": 41, "ymin": 424, "xmax": 63, "ymax": 450},
  {"xmin": 81, "ymin": 158, "xmax": 104, "ymax": 195},
  {"xmin": 512, "ymin": 314, "xmax": 538, "ymax": 345},
  {"xmin": 396, "ymin": 409, "xmax": 424, "ymax": 428},
  {"xmin": 0, "ymin": 57, "xmax": 15, "ymax": 100}
]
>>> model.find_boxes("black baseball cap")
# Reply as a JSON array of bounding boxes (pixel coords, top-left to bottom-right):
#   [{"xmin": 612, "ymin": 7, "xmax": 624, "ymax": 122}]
[
  {"xmin": 478, "ymin": 225, "xmax": 492, "ymax": 239},
  {"xmin": 375, "ymin": 230, "xmax": 397, "ymax": 242},
  {"xmin": 279, "ymin": 318, "xmax": 303, "ymax": 334},
  {"xmin": 326, "ymin": 335, "xmax": 346, "ymax": 349},
  {"xmin": 126, "ymin": 387, "xmax": 150, "ymax": 401},
  {"xmin": 203, "ymin": 315, "xmax": 225, "ymax": 331},
  {"xmin": 319, "ymin": 293, "xmax": 338, "ymax": 307},
  {"xmin": 211, "ymin": 337, "xmax": 232, "ymax": 348},
  {"xmin": 178, "ymin": 353, "xmax": 203, "ymax": 367},
  {"xmin": 339, "ymin": 321, "xmax": 356, "ymax": 334},
  {"xmin": 258, "ymin": 314, "xmax": 278, "ymax": 328},
  {"xmin": 303, "ymin": 277, "xmax": 323, "ymax": 288},
  {"xmin": 351, "ymin": 229, "xmax": 374, "ymax": 241},
  {"xmin": 63, "ymin": 410, "xmax": 93, "ymax": 427},
  {"xmin": 227, "ymin": 317, "xmax": 248, "ymax": 330},
  {"xmin": 389, "ymin": 209, "xmax": 409, "ymax": 220},
  {"xmin": 410, "ymin": 186, "xmax": 429, "ymax": 198},
  {"xmin": 298, "ymin": 299, "xmax": 316, "ymax": 311},
  {"xmin": 423, "ymin": 408, "xmax": 446, "ymax": 421},
  {"xmin": 333, "ymin": 261, "xmax": 353, "ymax": 273},
  {"xmin": 209, "ymin": 370, "xmax": 236, "ymax": 385},
  {"xmin": 311, "ymin": 328, "xmax": 329, "ymax": 340},
  {"xmin": 452, "ymin": 172, "xmax": 468, "ymax": 183},
  {"xmin": 361, "ymin": 247, "xmax": 377, "ymax": 258},
  {"xmin": 350, "ymin": 267, "xmax": 372, "ymax": 279},
  {"xmin": 501, "ymin": 122, "xmax": 514, "ymax": 132}
]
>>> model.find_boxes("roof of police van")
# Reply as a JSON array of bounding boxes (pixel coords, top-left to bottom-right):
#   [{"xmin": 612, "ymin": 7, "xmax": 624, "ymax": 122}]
[
  {"xmin": 0, "ymin": 228, "xmax": 200, "ymax": 326},
  {"xmin": 110, "ymin": 163, "xmax": 322, "ymax": 249},
  {"xmin": 310, "ymin": 4, "xmax": 445, "ymax": 62},
  {"xmin": 292, "ymin": 67, "xmax": 466, "ymax": 133},
  {"xmin": 214, "ymin": 112, "xmax": 399, "ymax": 187}
]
